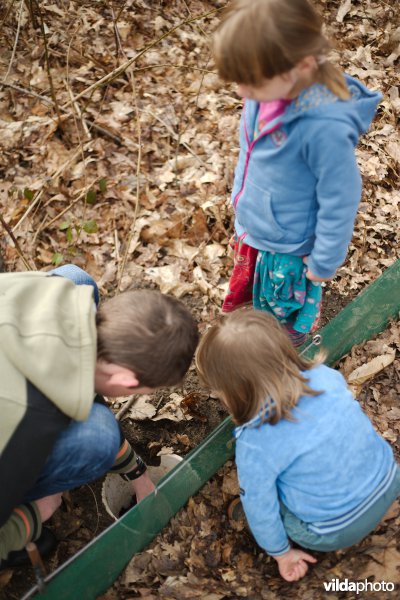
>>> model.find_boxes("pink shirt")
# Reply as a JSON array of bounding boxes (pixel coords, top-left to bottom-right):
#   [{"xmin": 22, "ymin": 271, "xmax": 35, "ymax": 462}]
[{"xmin": 255, "ymin": 99, "xmax": 291, "ymax": 137}]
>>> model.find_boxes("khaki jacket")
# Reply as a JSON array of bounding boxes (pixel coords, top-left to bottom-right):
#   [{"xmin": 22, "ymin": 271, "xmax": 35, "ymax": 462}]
[{"xmin": 0, "ymin": 272, "xmax": 96, "ymax": 559}]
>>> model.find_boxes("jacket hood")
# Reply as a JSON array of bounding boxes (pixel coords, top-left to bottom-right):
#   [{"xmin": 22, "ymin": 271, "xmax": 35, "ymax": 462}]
[
  {"xmin": 282, "ymin": 74, "xmax": 382, "ymax": 135},
  {"xmin": 0, "ymin": 272, "xmax": 96, "ymax": 420}
]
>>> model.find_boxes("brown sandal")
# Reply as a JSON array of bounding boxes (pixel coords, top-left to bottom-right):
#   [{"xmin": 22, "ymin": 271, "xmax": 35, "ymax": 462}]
[{"xmin": 227, "ymin": 496, "xmax": 245, "ymax": 522}]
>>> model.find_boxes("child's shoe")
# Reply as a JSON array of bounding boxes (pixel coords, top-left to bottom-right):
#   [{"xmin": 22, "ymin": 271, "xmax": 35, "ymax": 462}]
[{"xmin": 227, "ymin": 496, "xmax": 246, "ymax": 522}]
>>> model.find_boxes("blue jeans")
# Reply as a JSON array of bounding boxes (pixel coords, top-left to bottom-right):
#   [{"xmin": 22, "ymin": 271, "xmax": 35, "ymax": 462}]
[
  {"xmin": 24, "ymin": 265, "xmax": 119, "ymax": 500},
  {"xmin": 281, "ymin": 464, "xmax": 400, "ymax": 551},
  {"xmin": 24, "ymin": 403, "xmax": 120, "ymax": 501}
]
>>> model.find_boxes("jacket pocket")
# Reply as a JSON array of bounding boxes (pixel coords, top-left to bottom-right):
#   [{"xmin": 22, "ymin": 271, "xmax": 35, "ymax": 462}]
[{"xmin": 236, "ymin": 181, "xmax": 286, "ymax": 242}]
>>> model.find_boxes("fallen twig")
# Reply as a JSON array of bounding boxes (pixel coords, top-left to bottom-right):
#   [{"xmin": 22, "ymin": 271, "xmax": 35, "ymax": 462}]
[
  {"xmin": 3, "ymin": 0, "xmax": 24, "ymax": 82},
  {"xmin": 0, "ymin": 213, "xmax": 34, "ymax": 270},
  {"xmin": 110, "ymin": 4, "xmax": 143, "ymax": 292},
  {"xmin": 32, "ymin": 0, "xmax": 62, "ymax": 124},
  {"xmin": 115, "ymin": 396, "xmax": 139, "ymax": 421}
]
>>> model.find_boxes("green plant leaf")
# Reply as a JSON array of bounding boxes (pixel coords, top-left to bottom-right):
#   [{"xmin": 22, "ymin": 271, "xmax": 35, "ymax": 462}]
[
  {"xmin": 59, "ymin": 221, "xmax": 70, "ymax": 231},
  {"xmin": 86, "ymin": 189, "xmax": 97, "ymax": 204},
  {"xmin": 83, "ymin": 219, "xmax": 98, "ymax": 234},
  {"xmin": 23, "ymin": 188, "xmax": 34, "ymax": 201},
  {"xmin": 51, "ymin": 252, "xmax": 63, "ymax": 266},
  {"xmin": 66, "ymin": 227, "xmax": 73, "ymax": 243},
  {"xmin": 98, "ymin": 178, "xmax": 107, "ymax": 193}
]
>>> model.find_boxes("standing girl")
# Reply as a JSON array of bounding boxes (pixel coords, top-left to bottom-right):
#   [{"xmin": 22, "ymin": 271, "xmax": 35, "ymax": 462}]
[
  {"xmin": 214, "ymin": 0, "xmax": 381, "ymax": 345},
  {"xmin": 196, "ymin": 310, "xmax": 400, "ymax": 582}
]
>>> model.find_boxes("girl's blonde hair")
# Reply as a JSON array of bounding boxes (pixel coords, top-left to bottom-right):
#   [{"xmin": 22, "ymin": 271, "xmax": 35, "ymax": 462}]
[
  {"xmin": 196, "ymin": 310, "xmax": 325, "ymax": 425},
  {"xmin": 213, "ymin": 0, "xmax": 350, "ymax": 100}
]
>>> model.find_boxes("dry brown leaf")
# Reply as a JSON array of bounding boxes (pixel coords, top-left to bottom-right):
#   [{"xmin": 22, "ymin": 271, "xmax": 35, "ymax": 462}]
[
  {"xmin": 347, "ymin": 349, "xmax": 396, "ymax": 395},
  {"xmin": 156, "ymin": 446, "xmax": 175, "ymax": 455},
  {"xmin": 168, "ymin": 240, "xmax": 200, "ymax": 262},
  {"xmin": 221, "ymin": 469, "xmax": 240, "ymax": 496},
  {"xmin": 381, "ymin": 500, "xmax": 400, "ymax": 523},
  {"xmin": 360, "ymin": 544, "xmax": 400, "ymax": 582},
  {"xmin": 220, "ymin": 569, "xmax": 236, "ymax": 583},
  {"xmin": 0, "ymin": 569, "xmax": 13, "ymax": 589},
  {"xmin": 336, "ymin": 0, "xmax": 352, "ymax": 23},
  {"xmin": 170, "ymin": 433, "xmax": 191, "ymax": 447},
  {"xmin": 153, "ymin": 393, "xmax": 193, "ymax": 422},
  {"xmin": 145, "ymin": 264, "xmax": 193, "ymax": 297},
  {"xmin": 127, "ymin": 396, "xmax": 157, "ymax": 421},
  {"xmin": 386, "ymin": 407, "xmax": 400, "ymax": 421}
]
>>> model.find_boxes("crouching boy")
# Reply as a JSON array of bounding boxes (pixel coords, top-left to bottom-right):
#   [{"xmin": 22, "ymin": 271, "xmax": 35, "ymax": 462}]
[{"xmin": 0, "ymin": 268, "xmax": 199, "ymax": 566}]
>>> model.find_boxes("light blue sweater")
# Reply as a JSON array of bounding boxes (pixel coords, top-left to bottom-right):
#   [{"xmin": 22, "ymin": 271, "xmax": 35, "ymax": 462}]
[
  {"xmin": 234, "ymin": 364, "xmax": 396, "ymax": 556},
  {"xmin": 231, "ymin": 76, "xmax": 382, "ymax": 278}
]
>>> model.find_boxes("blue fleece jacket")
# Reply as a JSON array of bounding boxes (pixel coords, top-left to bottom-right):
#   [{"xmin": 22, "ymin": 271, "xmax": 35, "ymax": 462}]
[
  {"xmin": 234, "ymin": 364, "xmax": 396, "ymax": 556},
  {"xmin": 232, "ymin": 76, "xmax": 382, "ymax": 278}
]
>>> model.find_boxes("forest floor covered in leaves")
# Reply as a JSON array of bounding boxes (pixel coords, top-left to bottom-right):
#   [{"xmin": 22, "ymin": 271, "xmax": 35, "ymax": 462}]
[{"xmin": 0, "ymin": 0, "xmax": 399, "ymax": 598}]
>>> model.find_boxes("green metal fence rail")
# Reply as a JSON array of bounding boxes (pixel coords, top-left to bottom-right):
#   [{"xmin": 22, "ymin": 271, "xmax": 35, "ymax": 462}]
[{"xmin": 24, "ymin": 259, "xmax": 400, "ymax": 600}]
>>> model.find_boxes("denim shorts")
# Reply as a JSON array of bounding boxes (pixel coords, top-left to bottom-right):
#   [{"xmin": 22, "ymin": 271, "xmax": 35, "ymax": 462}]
[{"xmin": 281, "ymin": 464, "xmax": 400, "ymax": 552}]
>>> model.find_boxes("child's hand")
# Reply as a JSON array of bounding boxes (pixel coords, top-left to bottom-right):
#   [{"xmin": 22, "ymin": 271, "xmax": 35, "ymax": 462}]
[
  {"xmin": 305, "ymin": 269, "xmax": 332, "ymax": 282},
  {"xmin": 130, "ymin": 471, "xmax": 155, "ymax": 503},
  {"xmin": 274, "ymin": 548, "xmax": 317, "ymax": 582},
  {"xmin": 228, "ymin": 234, "xmax": 237, "ymax": 250},
  {"xmin": 302, "ymin": 257, "xmax": 334, "ymax": 282}
]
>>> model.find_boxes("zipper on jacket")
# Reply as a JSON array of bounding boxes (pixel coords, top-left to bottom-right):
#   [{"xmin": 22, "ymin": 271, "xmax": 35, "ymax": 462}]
[
  {"xmin": 233, "ymin": 103, "xmax": 256, "ymax": 210},
  {"xmin": 233, "ymin": 102, "xmax": 284, "ymax": 210}
]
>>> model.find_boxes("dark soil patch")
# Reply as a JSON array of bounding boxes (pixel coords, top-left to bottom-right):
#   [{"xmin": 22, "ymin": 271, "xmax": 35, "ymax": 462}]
[{"xmin": 319, "ymin": 286, "xmax": 356, "ymax": 328}]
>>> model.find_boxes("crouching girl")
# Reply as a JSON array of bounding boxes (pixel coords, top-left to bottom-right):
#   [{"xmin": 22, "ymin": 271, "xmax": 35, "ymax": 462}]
[{"xmin": 196, "ymin": 310, "xmax": 400, "ymax": 582}]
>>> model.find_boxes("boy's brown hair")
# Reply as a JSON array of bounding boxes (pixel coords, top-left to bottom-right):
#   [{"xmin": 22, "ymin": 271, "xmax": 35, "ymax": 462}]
[
  {"xmin": 196, "ymin": 309, "xmax": 324, "ymax": 425},
  {"xmin": 213, "ymin": 0, "xmax": 350, "ymax": 100},
  {"xmin": 96, "ymin": 290, "xmax": 199, "ymax": 388}
]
